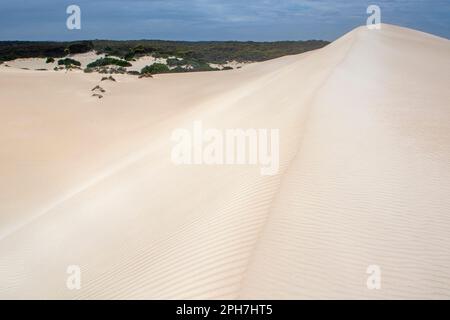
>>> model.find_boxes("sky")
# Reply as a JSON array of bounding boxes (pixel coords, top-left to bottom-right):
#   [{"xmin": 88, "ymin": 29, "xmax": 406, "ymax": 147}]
[{"xmin": 0, "ymin": 0, "xmax": 449, "ymax": 41}]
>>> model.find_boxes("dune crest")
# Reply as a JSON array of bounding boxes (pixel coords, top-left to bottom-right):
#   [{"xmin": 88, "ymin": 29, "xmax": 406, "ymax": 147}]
[{"xmin": 0, "ymin": 24, "xmax": 449, "ymax": 299}]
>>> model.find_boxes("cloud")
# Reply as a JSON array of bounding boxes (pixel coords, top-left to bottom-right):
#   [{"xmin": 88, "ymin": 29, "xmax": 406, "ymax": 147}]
[{"xmin": 0, "ymin": 0, "xmax": 448, "ymax": 41}]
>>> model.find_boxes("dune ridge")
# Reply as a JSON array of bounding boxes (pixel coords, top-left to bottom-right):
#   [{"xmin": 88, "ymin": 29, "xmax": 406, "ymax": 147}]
[{"xmin": 0, "ymin": 24, "xmax": 449, "ymax": 299}]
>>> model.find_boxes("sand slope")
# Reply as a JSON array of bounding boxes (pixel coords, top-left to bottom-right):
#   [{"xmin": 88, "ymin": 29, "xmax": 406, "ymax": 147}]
[{"xmin": 0, "ymin": 24, "xmax": 449, "ymax": 299}]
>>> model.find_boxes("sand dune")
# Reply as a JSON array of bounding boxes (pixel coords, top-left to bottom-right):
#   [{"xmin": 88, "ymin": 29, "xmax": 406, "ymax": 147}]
[
  {"xmin": 2, "ymin": 51, "xmax": 249, "ymax": 73},
  {"xmin": 0, "ymin": 24, "xmax": 449, "ymax": 299},
  {"xmin": 3, "ymin": 52, "xmax": 106, "ymax": 71}
]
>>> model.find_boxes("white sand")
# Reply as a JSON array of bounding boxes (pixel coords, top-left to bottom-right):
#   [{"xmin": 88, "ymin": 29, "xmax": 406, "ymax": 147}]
[
  {"xmin": 0, "ymin": 24, "xmax": 449, "ymax": 299},
  {"xmin": 3, "ymin": 57, "xmax": 56, "ymax": 70}
]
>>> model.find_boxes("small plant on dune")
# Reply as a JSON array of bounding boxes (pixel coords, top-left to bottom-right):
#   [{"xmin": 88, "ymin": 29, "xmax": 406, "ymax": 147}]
[
  {"xmin": 87, "ymin": 57, "xmax": 132, "ymax": 68},
  {"xmin": 91, "ymin": 85, "xmax": 106, "ymax": 93},
  {"xmin": 46, "ymin": 57, "xmax": 55, "ymax": 63},
  {"xmin": 58, "ymin": 58, "xmax": 81, "ymax": 67},
  {"xmin": 138, "ymin": 73, "xmax": 153, "ymax": 79},
  {"xmin": 101, "ymin": 76, "xmax": 116, "ymax": 82},
  {"xmin": 92, "ymin": 93, "xmax": 103, "ymax": 99},
  {"xmin": 127, "ymin": 70, "xmax": 141, "ymax": 76},
  {"xmin": 141, "ymin": 63, "xmax": 170, "ymax": 75}
]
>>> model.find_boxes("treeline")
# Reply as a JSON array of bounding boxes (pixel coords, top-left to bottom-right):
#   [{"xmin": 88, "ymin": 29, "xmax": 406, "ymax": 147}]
[
  {"xmin": 0, "ymin": 39, "xmax": 329, "ymax": 63},
  {"xmin": 93, "ymin": 40, "xmax": 329, "ymax": 64},
  {"xmin": 0, "ymin": 41, "xmax": 94, "ymax": 61}
]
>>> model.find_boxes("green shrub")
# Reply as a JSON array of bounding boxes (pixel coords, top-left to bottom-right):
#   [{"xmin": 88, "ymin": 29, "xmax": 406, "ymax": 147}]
[
  {"xmin": 170, "ymin": 66, "xmax": 187, "ymax": 73},
  {"xmin": 166, "ymin": 58, "xmax": 183, "ymax": 67},
  {"xmin": 124, "ymin": 51, "xmax": 135, "ymax": 61},
  {"xmin": 46, "ymin": 57, "xmax": 55, "ymax": 63},
  {"xmin": 58, "ymin": 58, "xmax": 81, "ymax": 67},
  {"xmin": 127, "ymin": 70, "xmax": 141, "ymax": 76},
  {"xmin": 141, "ymin": 63, "xmax": 170, "ymax": 75},
  {"xmin": 87, "ymin": 57, "xmax": 132, "ymax": 68},
  {"xmin": 152, "ymin": 52, "xmax": 170, "ymax": 59},
  {"xmin": 133, "ymin": 45, "xmax": 146, "ymax": 54}
]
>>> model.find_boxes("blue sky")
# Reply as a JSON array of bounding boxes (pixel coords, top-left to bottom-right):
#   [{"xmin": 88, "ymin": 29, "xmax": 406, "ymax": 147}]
[{"xmin": 0, "ymin": 0, "xmax": 448, "ymax": 41}]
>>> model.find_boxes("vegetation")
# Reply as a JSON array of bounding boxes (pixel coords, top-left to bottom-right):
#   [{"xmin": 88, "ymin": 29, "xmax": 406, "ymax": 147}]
[
  {"xmin": 0, "ymin": 39, "xmax": 330, "ymax": 75},
  {"xmin": 0, "ymin": 39, "xmax": 328, "ymax": 64},
  {"xmin": 89, "ymin": 66, "xmax": 127, "ymax": 74},
  {"xmin": 58, "ymin": 58, "xmax": 81, "ymax": 67},
  {"xmin": 0, "ymin": 41, "xmax": 93, "ymax": 61},
  {"xmin": 166, "ymin": 58, "xmax": 181, "ymax": 67},
  {"xmin": 141, "ymin": 63, "xmax": 170, "ymax": 75},
  {"xmin": 92, "ymin": 40, "xmax": 329, "ymax": 64},
  {"xmin": 123, "ymin": 51, "xmax": 135, "ymax": 61},
  {"xmin": 87, "ymin": 57, "xmax": 132, "ymax": 68},
  {"xmin": 127, "ymin": 70, "xmax": 141, "ymax": 76},
  {"xmin": 165, "ymin": 57, "xmax": 216, "ymax": 72}
]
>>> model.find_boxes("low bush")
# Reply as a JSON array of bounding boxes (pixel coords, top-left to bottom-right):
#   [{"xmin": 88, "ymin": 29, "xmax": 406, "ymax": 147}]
[
  {"xmin": 57, "ymin": 58, "xmax": 81, "ymax": 67},
  {"xmin": 87, "ymin": 57, "xmax": 132, "ymax": 68},
  {"xmin": 127, "ymin": 70, "xmax": 141, "ymax": 76},
  {"xmin": 141, "ymin": 63, "xmax": 170, "ymax": 75},
  {"xmin": 166, "ymin": 58, "xmax": 183, "ymax": 67},
  {"xmin": 123, "ymin": 51, "xmax": 135, "ymax": 61}
]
